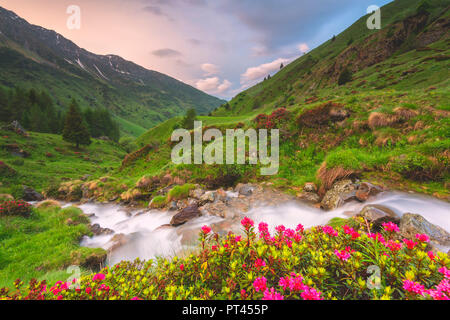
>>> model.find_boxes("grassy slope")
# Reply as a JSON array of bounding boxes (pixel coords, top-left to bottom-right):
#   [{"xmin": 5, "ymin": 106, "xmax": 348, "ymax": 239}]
[
  {"xmin": 0, "ymin": 204, "xmax": 106, "ymax": 288},
  {"xmin": 0, "ymin": 129, "xmax": 127, "ymax": 197}
]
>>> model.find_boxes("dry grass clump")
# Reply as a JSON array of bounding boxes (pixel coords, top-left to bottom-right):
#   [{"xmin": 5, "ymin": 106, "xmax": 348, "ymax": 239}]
[{"xmin": 317, "ymin": 162, "xmax": 357, "ymax": 191}]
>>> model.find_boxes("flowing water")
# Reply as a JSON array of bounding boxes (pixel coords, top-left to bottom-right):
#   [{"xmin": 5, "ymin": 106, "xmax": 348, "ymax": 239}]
[{"xmin": 77, "ymin": 192, "xmax": 450, "ymax": 265}]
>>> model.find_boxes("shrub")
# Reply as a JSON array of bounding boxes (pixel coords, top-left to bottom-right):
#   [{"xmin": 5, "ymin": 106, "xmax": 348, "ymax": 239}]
[
  {"xmin": 168, "ymin": 184, "xmax": 196, "ymax": 201},
  {"xmin": 4, "ymin": 217, "xmax": 449, "ymax": 300},
  {"xmin": 338, "ymin": 68, "xmax": 352, "ymax": 85},
  {"xmin": 391, "ymin": 153, "xmax": 443, "ymax": 181},
  {"xmin": 0, "ymin": 200, "xmax": 32, "ymax": 217},
  {"xmin": 150, "ymin": 196, "xmax": 168, "ymax": 209}
]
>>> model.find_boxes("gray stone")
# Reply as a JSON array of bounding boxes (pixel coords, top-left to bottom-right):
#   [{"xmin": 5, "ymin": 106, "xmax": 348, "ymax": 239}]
[
  {"xmin": 22, "ymin": 186, "xmax": 44, "ymax": 201},
  {"xmin": 170, "ymin": 205, "xmax": 202, "ymax": 226},
  {"xmin": 189, "ymin": 189, "xmax": 205, "ymax": 199},
  {"xmin": 321, "ymin": 179, "xmax": 356, "ymax": 210},
  {"xmin": 235, "ymin": 184, "xmax": 255, "ymax": 196},
  {"xmin": 400, "ymin": 213, "xmax": 450, "ymax": 247},
  {"xmin": 303, "ymin": 183, "xmax": 317, "ymax": 193},
  {"xmin": 359, "ymin": 204, "xmax": 400, "ymax": 229}
]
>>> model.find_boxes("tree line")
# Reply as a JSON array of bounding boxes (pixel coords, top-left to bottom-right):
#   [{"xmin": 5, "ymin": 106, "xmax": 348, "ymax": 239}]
[{"xmin": 0, "ymin": 86, "xmax": 120, "ymax": 142}]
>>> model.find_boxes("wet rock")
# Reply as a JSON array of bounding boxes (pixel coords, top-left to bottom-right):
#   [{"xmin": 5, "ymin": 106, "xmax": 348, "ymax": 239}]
[
  {"xmin": 107, "ymin": 234, "xmax": 128, "ymax": 251},
  {"xmin": 321, "ymin": 179, "xmax": 357, "ymax": 210},
  {"xmin": 90, "ymin": 223, "xmax": 114, "ymax": 236},
  {"xmin": 235, "ymin": 184, "xmax": 255, "ymax": 196},
  {"xmin": 359, "ymin": 204, "xmax": 400, "ymax": 229},
  {"xmin": 168, "ymin": 201, "xmax": 179, "ymax": 211},
  {"xmin": 199, "ymin": 191, "xmax": 216, "ymax": 205},
  {"xmin": 400, "ymin": 213, "xmax": 450, "ymax": 247},
  {"xmin": 22, "ymin": 186, "xmax": 44, "ymax": 201},
  {"xmin": 297, "ymin": 192, "xmax": 320, "ymax": 204},
  {"xmin": 155, "ymin": 224, "xmax": 173, "ymax": 231},
  {"xmin": 200, "ymin": 200, "xmax": 241, "ymax": 219},
  {"xmin": 189, "ymin": 188, "xmax": 205, "ymax": 200},
  {"xmin": 303, "ymin": 183, "xmax": 317, "ymax": 193},
  {"xmin": 356, "ymin": 182, "xmax": 383, "ymax": 202},
  {"xmin": 170, "ymin": 205, "xmax": 201, "ymax": 226}
]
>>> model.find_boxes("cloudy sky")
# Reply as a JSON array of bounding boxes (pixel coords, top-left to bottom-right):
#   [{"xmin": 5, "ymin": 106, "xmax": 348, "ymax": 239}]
[{"xmin": 0, "ymin": 0, "xmax": 392, "ymax": 99}]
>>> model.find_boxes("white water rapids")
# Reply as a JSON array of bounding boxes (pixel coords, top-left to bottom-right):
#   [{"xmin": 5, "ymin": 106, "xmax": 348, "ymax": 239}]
[{"xmin": 76, "ymin": 192, "xmax": 450, "ymax": 265}]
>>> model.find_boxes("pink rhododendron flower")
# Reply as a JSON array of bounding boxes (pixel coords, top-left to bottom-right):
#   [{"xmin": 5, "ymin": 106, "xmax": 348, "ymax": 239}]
[
  {"xmin": 368, "ymin": 233, "xmax": 386, "ymax": 245},
  {"xmin": 93, "ymin": 273, "xmax": 106, "ymax": 282},
  {"xmin": 403, "ymin": 280, "xmax": 426, "ymax": 295},
  {"xmin": 86, "ymin": 287, "xmax": 92, "ymax": 294},
  {"xmin": 201, "ymin": 225, "xmax": 212, "ymax": 234},
  {"xmin": 386, "ymin": 240, "xmax": 402, "ymax": 252},
  {"xmin": 382, "ymin": 222, "xmax": 399, "ymax": 233},
  {"xmin": 296, "ymin": 224, "xmax": 304, "ymax": 233},
  {"xmin": 180, "ymin": 264, "xmax": 184, "ymax": 271},
  {"xmin": 253, "ymin": 277, "xmax": 267, "ymax": 292},
  {"xmin": 275, "ymin": 225, "xmax": 286, "ymax": 234},
  {"xmin": 402, "ymin": 239, "xmax": 417, "ymax": 250},
  {"xmin": 254, "ymin": 259, "xmax": 266, "ymax": 269},
  {"xmin": 263, "ymin": 288, "xmax": 284, "ymax": 300},
  {"xmin": 235, "ymin": 236, "xmax": 242, "ymax": 243},
  {"xmin": 415, "ymin": 233, "xmax": 430, "ymax": 243},
  {"xmin": 427, "ymin": 251, "xmax": 436, "ymax": 260},
  {"xmin": 322, "ymin": 226, "xmax": 338, "ymax": 237},
  {"xmin": 300, "ymin": 286, "xmax": 323, "ymax": 300},
  {"xmin": 334, "ymin": 249, "xmax": 351, "ymax": 261},
  {"xmin": 241, "ymin": 217, "xmax": 254, "ymax": 230},
  {"xmin": 439, "ymin": 267, "xmax": 450, "ymax": 279},
  {"xmin": 343, "ymin": 225, "xmax": 360, "ymax": 240}
]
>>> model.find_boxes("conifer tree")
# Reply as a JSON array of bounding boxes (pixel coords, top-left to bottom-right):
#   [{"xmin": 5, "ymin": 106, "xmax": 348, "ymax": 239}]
[{"xmin": 62, "ymin": 100, "xmax": 91, "ymax": 148}]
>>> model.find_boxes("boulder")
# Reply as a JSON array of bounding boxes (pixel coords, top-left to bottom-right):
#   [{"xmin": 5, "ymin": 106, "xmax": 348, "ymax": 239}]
[
  {"xmin": 235, "ymin": 184, "xmax": 255, "ymax": 196},
  {"xmin": 321, "ymin": 179, "xmax": 357, "ymax": 210},
  {"xmin": 303, "ymin": 182, "xmax": 317, "ymax": 193},
  {"xmin": 189, "ymin": 188, "xmax": 205, "ymax": 200},
  {"xmin": 355, "ymin": 182, "xmax": 383, "ymax": 202},
  {"xmin": 106, "ymin": 234, "xmax": 128, "ymax": 251},
  {"xmin": 359, "ymin": 204, "xmax": 400, "ymax": 229},
  {"xmin": 400, "ymin": 213, "xmax": 450, "ymax": 247},
  {"xmin": 22, "ymin": 186, "xmax": 44, "ymax": 201},
  {"xmin": 199, "ymin": 191, "xmax": 216, "ymax": 205},
  {"xmin": 90, "ymin": 223, "xmax": 114, "ymax": 236},
  {"xmin": 297, "ymin": 192, "xmax": 320, "ymax": 204},
  {"xmin": 170, "ymin": 205, "xmax": 201, "ymax": 226},
  {"xmin": 168, "ymin": 201, "xmax": 179, "ymax": 211}
]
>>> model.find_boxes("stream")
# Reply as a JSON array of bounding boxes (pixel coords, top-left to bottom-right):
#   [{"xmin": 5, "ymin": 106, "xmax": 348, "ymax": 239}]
[{"xmin": 75, "ymin": 192, "xmax": 450, "ymax": 266}]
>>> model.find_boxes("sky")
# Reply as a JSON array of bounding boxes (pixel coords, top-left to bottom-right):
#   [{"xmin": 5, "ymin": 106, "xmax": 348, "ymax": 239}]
[{"xmin": 0, "ymin": 0, "xmax": 392, "ymax": 99}]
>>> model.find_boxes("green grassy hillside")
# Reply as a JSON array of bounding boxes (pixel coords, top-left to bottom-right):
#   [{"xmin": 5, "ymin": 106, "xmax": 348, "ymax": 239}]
[{"xmin": 0, "ymin": 129, "xmax": 127, "ymax": 198}]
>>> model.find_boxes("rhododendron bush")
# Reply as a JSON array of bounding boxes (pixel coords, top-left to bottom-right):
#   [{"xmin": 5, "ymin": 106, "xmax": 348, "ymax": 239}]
[
  {"xmin": 1, "ymin": 217, "xmax": 449, "ymax": 300},
  {"xmin": 0, "ymin": 200, "xmax": 32, "ymax": 217}
]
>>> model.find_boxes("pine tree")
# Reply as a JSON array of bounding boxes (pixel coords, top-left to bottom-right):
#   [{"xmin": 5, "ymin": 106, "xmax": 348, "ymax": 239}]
[
  {"xmin": 62, "ymin": 100, "xmax": 91, "ymax": 148},
  {"xmin": 338, "ymin": 68, "xmax": 353, "ymax": 86},
  {"xmin": 181, "ymin": 108, "xmax": 197, "ymax": 130}
]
